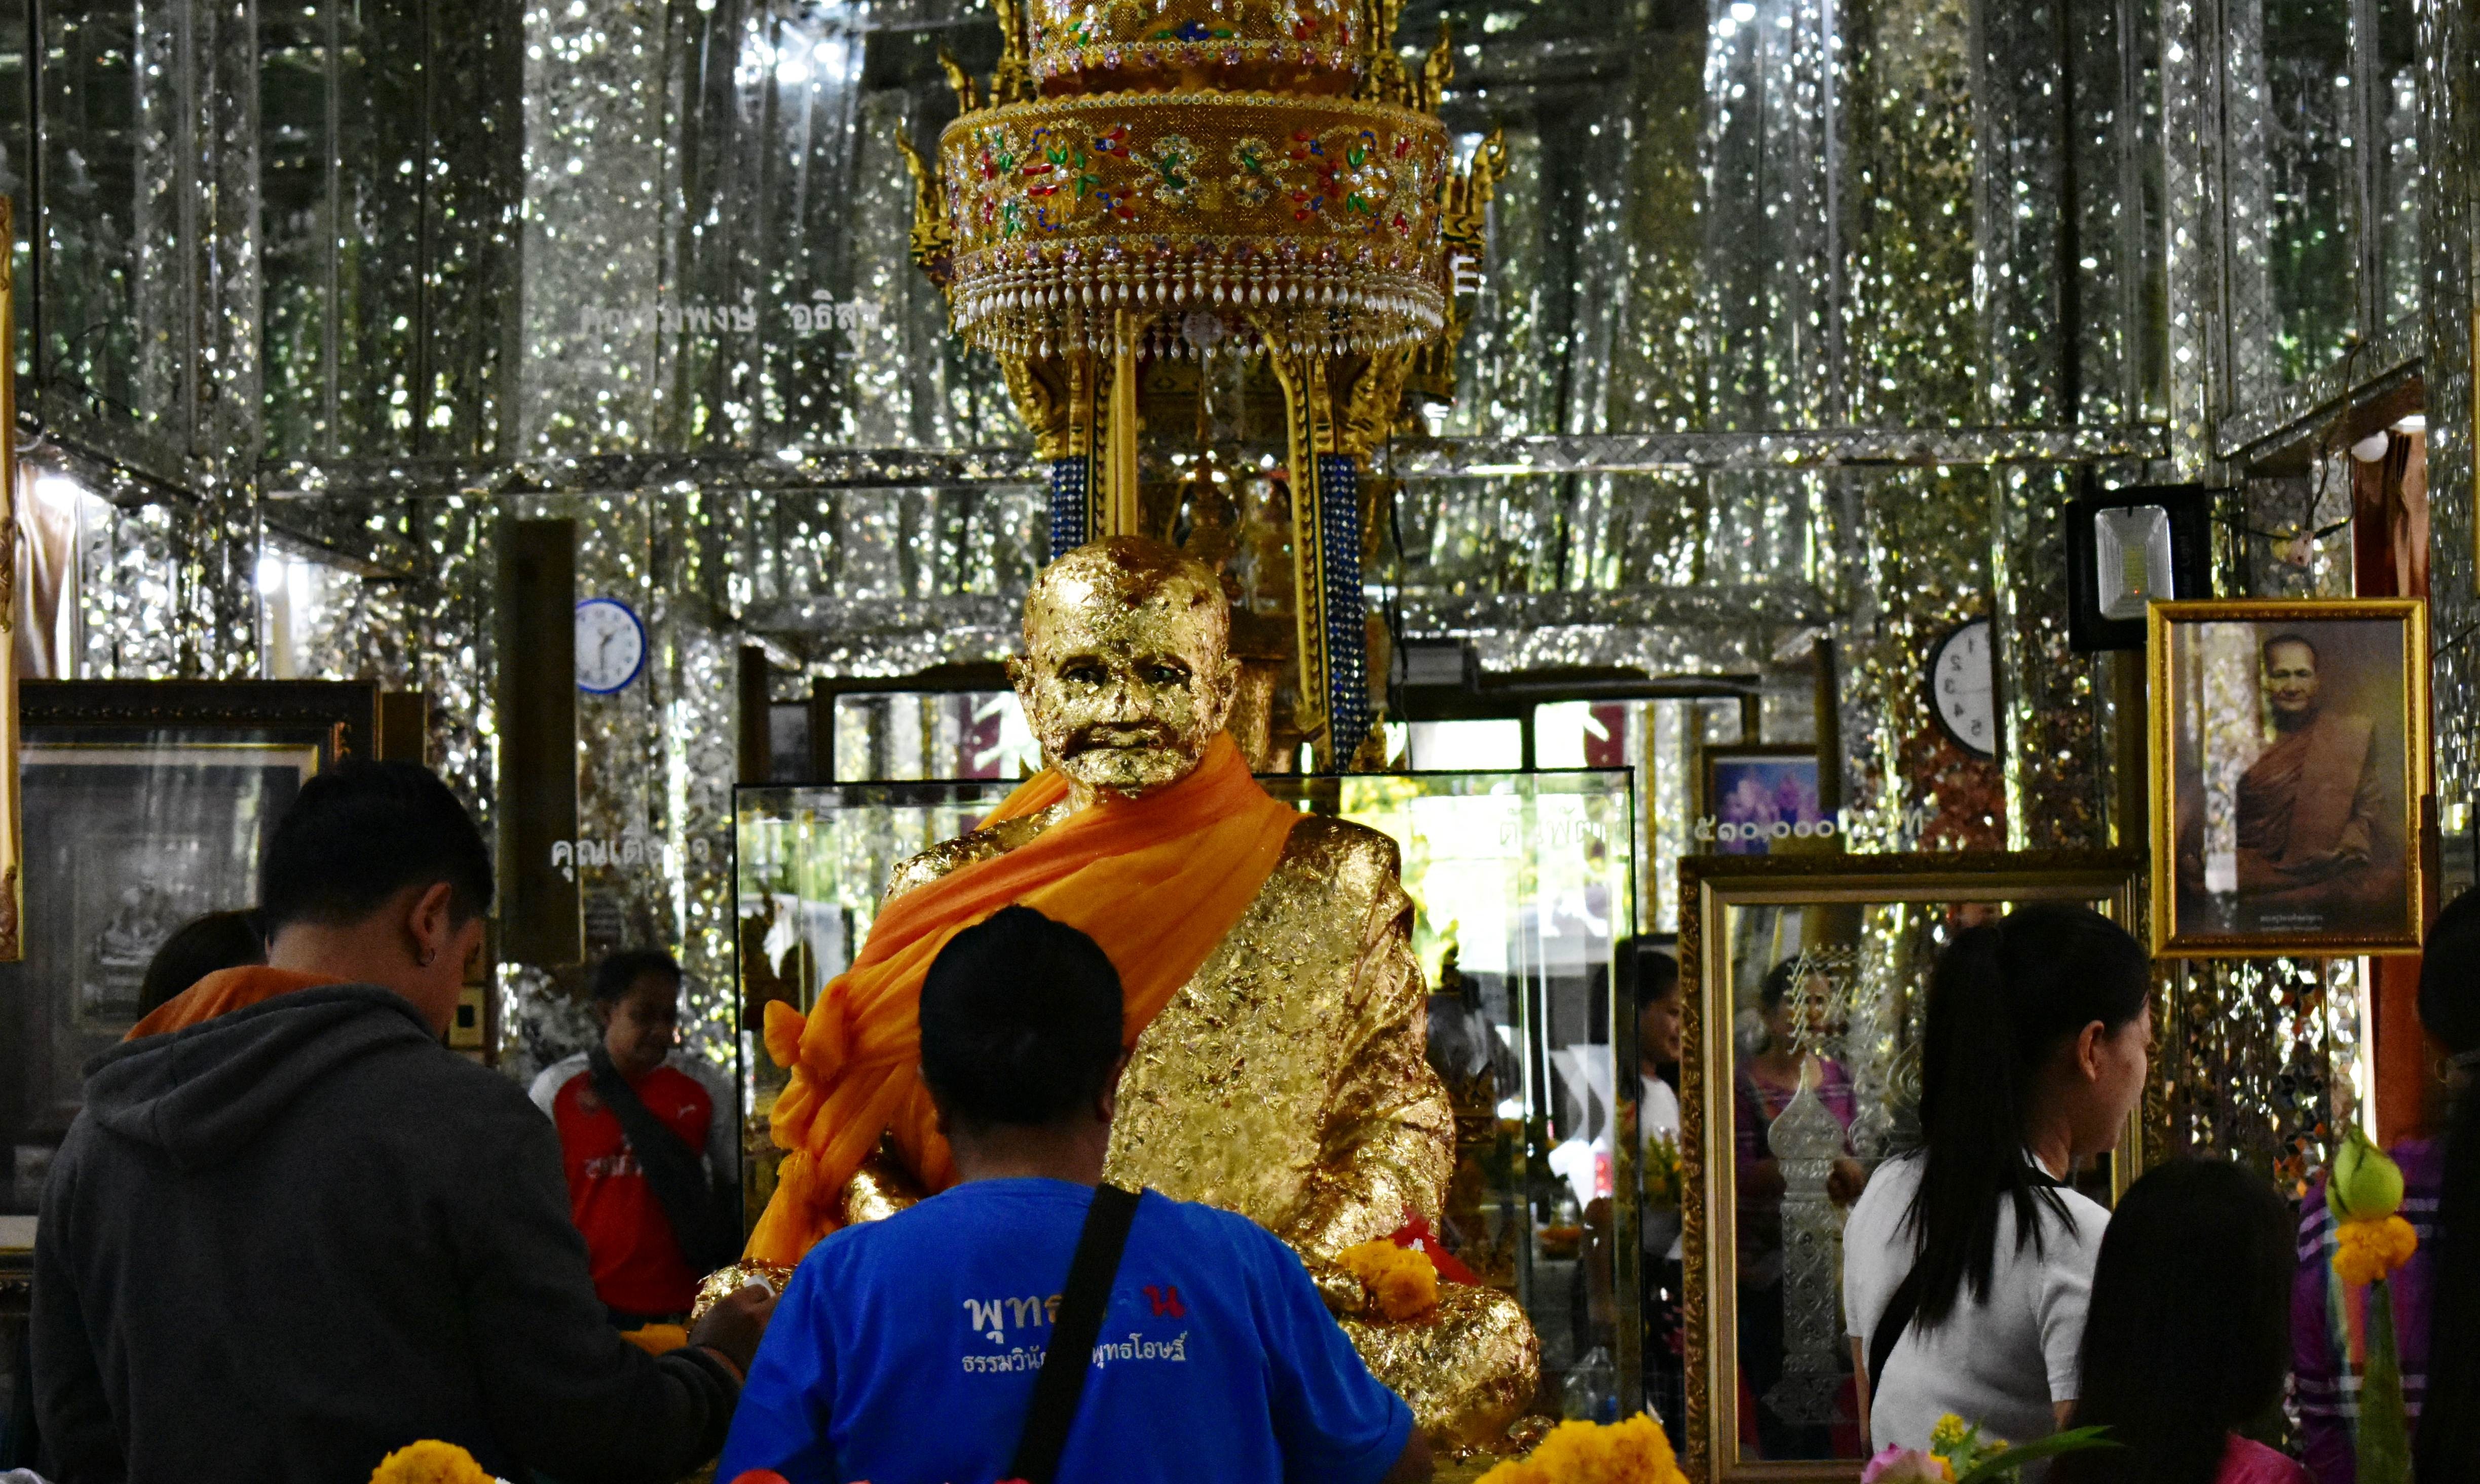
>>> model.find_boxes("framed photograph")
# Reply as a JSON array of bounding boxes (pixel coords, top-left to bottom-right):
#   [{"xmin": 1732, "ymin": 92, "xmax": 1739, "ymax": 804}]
[
  {"xmin": 1699, "ymin": 744, "xmax": 1830, "ymax": 855},
  {"xmin": 2063, "ymin": 484, "xmax": 2215, "ymax": 652},
  {"xmin": 1673, "ymin": 850, "xmax": 2147, "ymax": 1484},
  {"xmin": 1, "ymin": 681, "xmax": 377, "ymax": 1215},
  {"xmin": 2149, "ymin": 599, "xmax": 2428, "ymax": 956}
]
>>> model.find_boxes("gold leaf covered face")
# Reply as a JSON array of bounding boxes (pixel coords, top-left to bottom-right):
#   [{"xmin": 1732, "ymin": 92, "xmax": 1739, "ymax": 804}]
[{"xmin": 1009, "ymin": 537, "xmax": 1239, "ymax": 803}]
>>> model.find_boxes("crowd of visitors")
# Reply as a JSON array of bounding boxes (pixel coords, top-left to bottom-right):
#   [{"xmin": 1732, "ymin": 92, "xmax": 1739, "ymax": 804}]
[
  {"xmin": 1617, "ymin": 896, "xmax": 2477, "ymax": 1484},
  {"xmin": 5, "ymin": 756, "xmax": 2475, "ymax": 1483}
]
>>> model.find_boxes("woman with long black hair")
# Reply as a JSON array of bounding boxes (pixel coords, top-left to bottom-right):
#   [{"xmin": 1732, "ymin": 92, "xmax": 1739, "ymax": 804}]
[
  {"xmin": 2051, "ymin": 1159, "xmax": 2307, "ymax": 1484},
  {"xmin": 1842, "ymin": 903, "xmax": 2152, "ymax": 1453}
]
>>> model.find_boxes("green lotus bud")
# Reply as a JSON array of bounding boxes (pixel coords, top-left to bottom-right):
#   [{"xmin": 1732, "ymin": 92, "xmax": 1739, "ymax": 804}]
[{"xmin": 2328, "ymin": 1124, "xmax": 2404, "ymax": 1222}]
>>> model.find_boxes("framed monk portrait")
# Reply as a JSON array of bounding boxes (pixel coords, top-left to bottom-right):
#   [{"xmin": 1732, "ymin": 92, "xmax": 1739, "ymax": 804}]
[{"xmin": 2148, "ymin": 599, "xmax": 2428, "ymax": 956}]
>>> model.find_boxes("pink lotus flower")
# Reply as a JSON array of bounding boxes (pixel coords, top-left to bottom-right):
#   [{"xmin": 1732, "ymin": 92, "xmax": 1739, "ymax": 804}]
[{"xmin": 1862, "ymin": 1447, "xmax": 1956, "ymax": 1484}]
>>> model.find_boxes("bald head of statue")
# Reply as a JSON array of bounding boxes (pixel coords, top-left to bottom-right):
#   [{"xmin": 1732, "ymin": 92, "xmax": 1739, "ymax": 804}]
[{"xmin": 1006, "ymin": 537, "xmax": 1242, "ymax": 803}]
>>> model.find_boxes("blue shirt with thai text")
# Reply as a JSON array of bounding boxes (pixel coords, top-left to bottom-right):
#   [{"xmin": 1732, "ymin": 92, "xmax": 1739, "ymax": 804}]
[{"xmin": 717, "ymin": 1177, "xmax": 1414, "ymax": 1484}]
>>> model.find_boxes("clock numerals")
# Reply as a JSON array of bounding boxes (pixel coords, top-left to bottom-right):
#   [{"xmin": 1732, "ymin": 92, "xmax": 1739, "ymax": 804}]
[
  {"xmin": 576, "ymin": 599, "xmax": 646, "ymax": 695},
  {"xmin": 1929, "ymin": 618, "xmax": 1998, "ymax": 761}
]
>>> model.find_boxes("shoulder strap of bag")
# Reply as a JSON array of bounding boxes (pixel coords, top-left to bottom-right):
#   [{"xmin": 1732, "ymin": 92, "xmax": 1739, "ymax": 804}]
[
  {"xmin": 586, "ymin": 1044, "xmax": 730, "ymax": 1270},
  {"xmin": 1867, "ymin": 1162, "xmax": 2070, "ymax": 1399},
  {"xmin": 1008, "ymin": 1183, "xmax": 1142, "ymax": 1484}
]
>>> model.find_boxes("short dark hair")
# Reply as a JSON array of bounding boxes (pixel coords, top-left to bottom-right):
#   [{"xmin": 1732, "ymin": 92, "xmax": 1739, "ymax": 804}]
[
  {"xmin": 2051, "ymin": 1159, "xmax": 2293, "ymax": 1484},
  {"xmin": 259, "ymin": 760, "xmax": 494, "ymax": 932},
  {"xmin": 1620, "ymin": 939, "xmax": 1679, "ymax": 1010},
  {"xmin": 138, "ymin": 909, "xmax": 266, "ymax": 1015},
  {"xmin": 919, "ymin": 905, "xmax": 1122, "ymax": 1129},
  {"xmin": 594, "ymin": 947, "xmax": 682, "ymax": 1005},
  {"xmin": 2262, "ymin": 632, "xmax": 2319, "ymax": 667}
]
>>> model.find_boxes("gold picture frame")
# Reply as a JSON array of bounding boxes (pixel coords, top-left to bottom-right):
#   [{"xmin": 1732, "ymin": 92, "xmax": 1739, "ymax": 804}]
[
  {"xmin": 2146, "ymin": 598, "xmax": 2429, "ymax": 957},
  {"xmin": 1675, "ymin": 849, "xmax": 2147, "ymax": 1484},
  {"xmin": 0, "ymin": 197, "xmax": 22, "ymax": 963}
]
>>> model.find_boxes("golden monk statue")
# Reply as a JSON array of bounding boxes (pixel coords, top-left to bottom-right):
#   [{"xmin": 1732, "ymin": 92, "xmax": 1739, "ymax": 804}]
[{"xmin": 750, "ymin": 537, "xmax": 1537, "ymax": 1448}]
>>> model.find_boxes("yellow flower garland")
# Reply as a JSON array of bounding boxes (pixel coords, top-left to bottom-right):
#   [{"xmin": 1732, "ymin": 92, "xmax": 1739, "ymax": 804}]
[{"xmin": 1474, "ymin": 1415, "xmax": 1686, "ymax": 1484}]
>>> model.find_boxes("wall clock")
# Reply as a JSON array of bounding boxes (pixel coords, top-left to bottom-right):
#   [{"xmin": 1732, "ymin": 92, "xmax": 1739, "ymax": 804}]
[
  {"xmin": 576, "ymin": 597, "xmax": 647, "ymax": 695},
  {"xmin": 1926, "ymin": 617, "xmax": 1998, "ymax": 759}
]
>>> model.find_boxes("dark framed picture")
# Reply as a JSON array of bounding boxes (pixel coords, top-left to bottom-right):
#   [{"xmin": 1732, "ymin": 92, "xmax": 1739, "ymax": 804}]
[
  {"xmin": 2, "ymin": 681, "xmax": 378, "ymax": 1213},
  {"xmin": 1698, "ymin": 744, "xmax": 1830, "ymax": 855},
  {"xmin": 2149, "ymin": 600, "xmax": 2428, "ymax": 956},
  {"xmin": 2065, "ymin": 484, "xmax": 2215, "ymax": 652}
]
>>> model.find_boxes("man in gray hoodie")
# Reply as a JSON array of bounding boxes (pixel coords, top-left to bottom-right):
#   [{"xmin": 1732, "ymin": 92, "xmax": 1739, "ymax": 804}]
[{"xmin": 32, "ymin": 760, "xmax": 771, "ymax": 1482}]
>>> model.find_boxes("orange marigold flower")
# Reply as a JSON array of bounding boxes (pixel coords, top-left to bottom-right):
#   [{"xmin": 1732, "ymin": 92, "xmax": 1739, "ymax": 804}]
[
  {"xmin": 368, "ymin": 1440, "xmax": 491, "ymax": 1484},
  {"xmin": 1332, "ymin": 1239, "xmax": 1438, "ymax": 1320},
  {"xmin": 1475, "ymin": 1416, "xmax": 1687, "ymax": 1484},
  {"xmin": 2332, "ymin": 1214, "xmax": 2420, "ymax": 1287}
]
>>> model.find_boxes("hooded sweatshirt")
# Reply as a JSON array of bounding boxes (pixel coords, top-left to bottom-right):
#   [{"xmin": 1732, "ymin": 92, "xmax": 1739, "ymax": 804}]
[{"xmin": 31, "ymin": 983, "xmax": 738, "ymax": 1484}]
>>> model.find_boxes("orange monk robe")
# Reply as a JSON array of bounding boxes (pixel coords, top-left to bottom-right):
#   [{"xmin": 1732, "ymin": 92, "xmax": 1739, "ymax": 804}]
[
  {"xmin": 2235, "ymin": 710, "xmax": 2394, "ymax": 905},
  {"xmin": 126, "ymin": 966, "xmax": 346, "ymax": 1039},
  {"xmin": 748, "ymin": 732, "xmax": 1300, "ymax": 1263}
]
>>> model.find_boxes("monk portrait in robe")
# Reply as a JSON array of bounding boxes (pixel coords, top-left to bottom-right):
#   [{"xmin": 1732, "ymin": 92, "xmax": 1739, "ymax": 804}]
[
  {"xmin": 2225, "ymin": 632, "xmax": 2404, "ymax": 933},
  {"xmin": 746, "ymin": 537, "xmax": 1538, "ymax": 1448}
]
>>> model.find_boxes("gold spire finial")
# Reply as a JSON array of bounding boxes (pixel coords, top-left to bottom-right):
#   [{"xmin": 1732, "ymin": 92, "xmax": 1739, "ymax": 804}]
[
  {"xmin": 893, "ymin": 126, "xmax": 952, "ymax": 283},
  {"xmin": 936, "ymin": 47, "xmax": 982, "ymax": 113},
  {"xmin": 991, "ymin": 0, "xmax": 1034, "ymax": 102},
  {"xmin": 1418, "ymin": 20, "xmax": 1454, "ymax": 112}
]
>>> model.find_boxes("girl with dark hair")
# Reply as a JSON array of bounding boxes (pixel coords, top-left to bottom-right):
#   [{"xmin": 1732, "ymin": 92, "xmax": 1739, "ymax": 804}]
[
  {"xmin": 2051, "ymin": 1160, "xmax": 2306, "ymax": 1484},
  {"xmin": 135, "ymin": 909, "xmax": 266, "ymax": 1018},
  {"xmin": 1842, "ymin": 903, "xmax": 2152, "ymax": 1454},
  {"xmin": 2294, "ymin": 886, "xmax": 2479, "ymax": 1484}
]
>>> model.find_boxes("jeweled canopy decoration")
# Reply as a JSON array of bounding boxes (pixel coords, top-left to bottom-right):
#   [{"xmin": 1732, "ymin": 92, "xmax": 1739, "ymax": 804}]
[
  {"xmin": 942, "ymin": 93, "xmax": 1449, "ymax": 359},
  {"xmin": 911, "ymin": 0, "xmax": 1480, "ymax": 766}
]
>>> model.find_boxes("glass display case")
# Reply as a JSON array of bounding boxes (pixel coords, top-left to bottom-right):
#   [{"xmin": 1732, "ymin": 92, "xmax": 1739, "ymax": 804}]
[{"xmin": 733, "ymin": 768, "xmax": 1641, "ymax": 1414}]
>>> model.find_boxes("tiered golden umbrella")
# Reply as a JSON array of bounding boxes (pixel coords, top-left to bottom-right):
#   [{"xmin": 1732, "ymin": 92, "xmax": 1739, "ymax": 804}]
[{"xmin": 901, "ymin": 0, "xmax": 1502, "ymax": 766}]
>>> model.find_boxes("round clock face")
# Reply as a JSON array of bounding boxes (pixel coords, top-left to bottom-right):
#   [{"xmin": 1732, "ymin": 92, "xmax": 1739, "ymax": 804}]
[
  {"xmin": 1928, "ymin": 618, "xmax": 1998, "ymax": 759},
  {"xmin": 575, "ymin": 598, "xmax": 647, "ymax": 695}
]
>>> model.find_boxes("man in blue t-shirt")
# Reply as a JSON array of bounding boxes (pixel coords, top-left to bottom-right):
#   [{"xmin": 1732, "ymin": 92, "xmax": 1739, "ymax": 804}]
[{"xmin": 717, "ymin": 905, "xmax": 1432, "ymax": 1484}]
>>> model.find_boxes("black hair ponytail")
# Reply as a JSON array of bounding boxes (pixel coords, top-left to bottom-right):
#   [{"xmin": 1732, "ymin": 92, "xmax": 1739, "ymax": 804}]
[
  {"xmin": 1907, "ymin": 902, "xmax": 2149, "ymax": 1326},
  {"xmin": 2415, "ymin": 891, "xmax": 2480, "ymax": 1484}
]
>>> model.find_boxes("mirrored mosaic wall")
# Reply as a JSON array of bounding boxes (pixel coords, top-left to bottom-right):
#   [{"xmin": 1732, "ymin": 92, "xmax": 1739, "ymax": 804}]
[{"xmin": 5, "ymin": 0, "xmax": 2464, "ymax": 1178}]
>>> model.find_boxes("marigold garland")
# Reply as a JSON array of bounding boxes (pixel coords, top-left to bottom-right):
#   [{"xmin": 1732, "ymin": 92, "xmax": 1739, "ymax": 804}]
[
  {"xmin": 2333, "ymin": 1213, "xmax": 2419, "ymax": 1287},
  {"xmin": 1473, "ymin": 1415, "xmax": 1685, "ymax": 1484},
  {"xmin": 367, "ymin": 1440, "xmax": 492, "ymax": 1484},
  {"xmin": 1331, "ymin": 1238, "xmax": 1439, "ymax": 1320}
]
